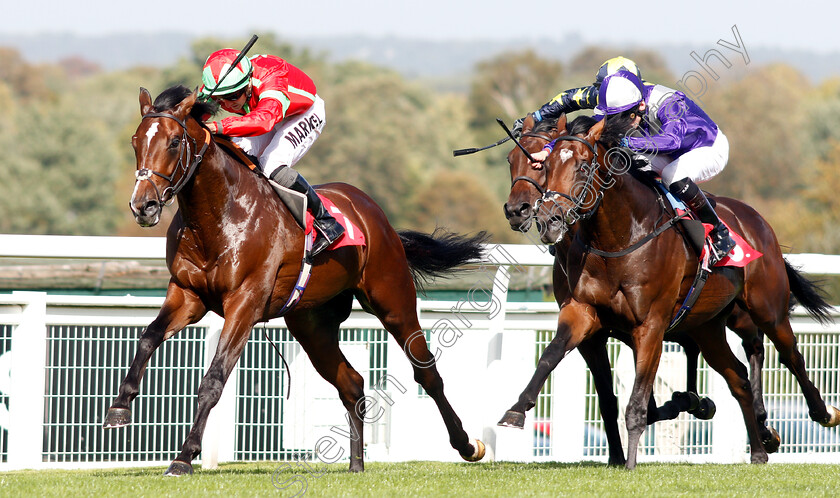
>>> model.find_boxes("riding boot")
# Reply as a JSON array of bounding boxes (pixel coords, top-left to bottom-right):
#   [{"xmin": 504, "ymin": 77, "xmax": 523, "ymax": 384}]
[
  {"xmin": 279, "ymin": 171, "xmax": 345, "ymax": 257},
  {"xmin": 669, "ymin": 178, "xmax": 735, "ymax": 265}
]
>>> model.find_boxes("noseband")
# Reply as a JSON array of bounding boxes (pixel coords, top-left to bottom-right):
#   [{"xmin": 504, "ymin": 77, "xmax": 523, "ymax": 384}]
[
  {"xmin": 135, "ymin": 112, "xmax": 211, "ymax": 205},
  {"xmin": 511, "ymin": 134, "xmax": 605, "ymax": 224}
]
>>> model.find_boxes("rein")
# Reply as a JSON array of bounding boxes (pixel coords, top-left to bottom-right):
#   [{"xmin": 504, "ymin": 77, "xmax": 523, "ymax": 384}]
[{"xmin": 135, "ymin": 112, "xmax": 211, "ymax": 205}]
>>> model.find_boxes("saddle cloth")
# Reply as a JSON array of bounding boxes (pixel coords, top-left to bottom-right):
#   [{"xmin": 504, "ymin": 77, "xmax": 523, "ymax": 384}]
[
  {"xmin": 306, "ymin": 195, "xmax": 366, "ymax": 250},
  {"xmin": 659, "ymin": 183, "xmax": 762, "ymax": 268}
]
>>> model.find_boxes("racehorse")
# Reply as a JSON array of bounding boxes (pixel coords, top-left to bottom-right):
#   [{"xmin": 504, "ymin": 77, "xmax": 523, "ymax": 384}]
[
  {"xmin": 502, "ymin": 117, "xmax": 722, "ymax": 464},
  {"xmin": 104, "ymin": 85, "xmax": 487, "ymax": 475},
  {"xmin": 500, "ymin": 114, "xmax": 838, "ymax": 468}
]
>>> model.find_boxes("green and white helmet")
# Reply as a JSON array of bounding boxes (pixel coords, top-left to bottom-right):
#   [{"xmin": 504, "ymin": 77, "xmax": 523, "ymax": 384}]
[{"xmin": 199, "ymin": 48, "xmax": 253, "ymax": 98}]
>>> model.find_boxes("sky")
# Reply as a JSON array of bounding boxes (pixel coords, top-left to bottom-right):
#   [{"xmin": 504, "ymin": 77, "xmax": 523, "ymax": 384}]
[{"xmin": 3, "ymin": 0, "xmax": 840, "ymax": 54}]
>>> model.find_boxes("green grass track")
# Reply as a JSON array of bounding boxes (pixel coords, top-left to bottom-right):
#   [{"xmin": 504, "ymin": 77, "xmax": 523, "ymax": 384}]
[{"xmin": 3, "ymin": 461, "xmax": 840, "ymax": 497}]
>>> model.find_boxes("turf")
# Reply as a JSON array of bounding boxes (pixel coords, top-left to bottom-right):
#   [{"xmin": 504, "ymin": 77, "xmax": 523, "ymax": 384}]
[{"xmin": 2, "ymin": 461, "xmax": 840, "ymax": 497}]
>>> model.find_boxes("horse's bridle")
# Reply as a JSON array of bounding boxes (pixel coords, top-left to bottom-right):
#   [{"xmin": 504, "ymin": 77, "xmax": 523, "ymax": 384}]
[
  {"xmin": 134, "ymin": 112, "xmax": 211, "ymax": 205},
  {"xmin": 511, "ymin": 133, "xmax": 605, "ymax": 226}
]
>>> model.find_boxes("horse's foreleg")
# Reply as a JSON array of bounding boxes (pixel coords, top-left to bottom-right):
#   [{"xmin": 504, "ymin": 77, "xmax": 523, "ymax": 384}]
[
  {"xmin": 624, "ymin": 322, "xmax": 666, "ymax": 470},
  {"xmin": 577, "ymin": 332, "xmax": 625, "ymax": 466},
  {"xmin": 689, "ymin": 322, "xmax": 768, "ymax": 464},
  {"xmin": 166, "ymin": 299, "xmax": 255, "ymax": 476},
  {"xmin": 104, "ymin": 284, "xmax": 206, "ymax": 428},
  {"xmin": 654, "ymin": 337, "xmax": 713, "ymax": 422},
  {"xmin": 499, "ymin": 301, "xmax": 598, "ymax": 429}
]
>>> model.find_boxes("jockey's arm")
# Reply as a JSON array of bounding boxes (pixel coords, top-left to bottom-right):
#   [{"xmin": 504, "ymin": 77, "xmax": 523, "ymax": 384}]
[
  {"xmin": 532, "ymin": 85, "xmax": 599, "ymax": 122},
  {"xmin": 626, "ymin": 100, "xmax": 688, "ymax": 154},
  {"xmin": 217, "ymin": 97, "xmax": 288, "ymax": 137}
]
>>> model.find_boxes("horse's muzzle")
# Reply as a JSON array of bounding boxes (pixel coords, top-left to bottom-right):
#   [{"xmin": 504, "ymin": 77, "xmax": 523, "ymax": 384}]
[
  {"xmin": 536, "ymin": 210, "xmax": 569, "ymax": 245},
  {"xmin": 503, "ymin": 202, "xmax": 533, "ymax": 233},
  {"xmin": 131, "ymin": 199, "xmax": 162, "ymax": 227}
]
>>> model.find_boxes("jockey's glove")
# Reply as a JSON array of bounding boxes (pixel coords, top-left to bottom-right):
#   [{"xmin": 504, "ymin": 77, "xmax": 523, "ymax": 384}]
[{"xmin": 512, "ymin": 117, "xmax": 525, "ymax": 139}]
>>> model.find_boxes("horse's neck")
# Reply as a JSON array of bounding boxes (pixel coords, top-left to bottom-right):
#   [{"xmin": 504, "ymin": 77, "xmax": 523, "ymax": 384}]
[
  {"xmin": 585, "ymin": 171, "xmax": 660, "ymax": 250},
  {"xmin": 176, "ymin": 145, "xmax": 250, "ymax": 227}
]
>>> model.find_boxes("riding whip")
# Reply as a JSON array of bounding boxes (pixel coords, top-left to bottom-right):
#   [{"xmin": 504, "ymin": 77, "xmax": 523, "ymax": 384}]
[
  {"xmin": 452, "ymin": 136, "xmax": 511, "ymax": 157},
  {"xmin": 204, "ymin": 34, "xmax": 259, "ymax": 100},
  {"xmin": 496, "ymin": 118, "xmax": 539, "ymax": 163}
]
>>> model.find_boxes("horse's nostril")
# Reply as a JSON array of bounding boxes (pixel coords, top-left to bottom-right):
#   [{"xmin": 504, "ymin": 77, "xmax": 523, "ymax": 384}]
[{"xmin": 142, "ymin": 200, "xmax": 160, "ymax": 216}]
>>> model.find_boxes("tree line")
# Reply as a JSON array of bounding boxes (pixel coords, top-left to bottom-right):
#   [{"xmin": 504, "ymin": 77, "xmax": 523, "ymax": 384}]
[{"xmin": 1, "ymin": 33, "xmax": 839, "ymax": 254}]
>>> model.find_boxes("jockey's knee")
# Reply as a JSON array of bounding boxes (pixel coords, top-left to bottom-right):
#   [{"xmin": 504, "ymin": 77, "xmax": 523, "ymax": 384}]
[{"xmin": 267, "ymin": 165, "xmax": 297, "ymax": 187}]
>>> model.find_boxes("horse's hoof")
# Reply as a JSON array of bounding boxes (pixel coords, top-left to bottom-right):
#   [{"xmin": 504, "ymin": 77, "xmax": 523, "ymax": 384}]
[
  {"xmin": 462, "ymin": 438, "xmax": 485, "ymax": 462},
  {"xmin": 497, "ymin": 410, "xmax": 526, "ymax": 429},
  {"xmin": 672, "ymin": 391, "xmax": 700, "ymax": 412},
  {"xmin": 750, "ymin": 451, "xmax": 769, "ymax": 464},
  {"xmin": 103, "ymin": 407, "xmax": 132, "ymax": 428},
  {"xmin": 688, "ymin": 397, "xmax": 716, "ymax": 420},
  {"xmin": 762, "ymin": 426, "xmax": 781, "ymax": 454},
  {"xmin": 820, "ymin": 405, "xmax": 840, "ymax": 427},
  {"xmin": 164, "ymin": 460, "xmax": 194, "ymax": 476}
]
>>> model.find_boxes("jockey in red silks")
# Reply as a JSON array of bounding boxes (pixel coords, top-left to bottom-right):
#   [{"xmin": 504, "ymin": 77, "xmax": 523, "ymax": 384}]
[{"xmin": 199, "ymin": 48, "xmax": 344, "ymax": 256}]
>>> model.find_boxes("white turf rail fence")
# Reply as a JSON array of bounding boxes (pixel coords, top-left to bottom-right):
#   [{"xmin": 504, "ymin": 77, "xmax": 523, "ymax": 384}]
[{"xmin": 0, "ymin": 234, "xmax": 839, "ymax": 471}]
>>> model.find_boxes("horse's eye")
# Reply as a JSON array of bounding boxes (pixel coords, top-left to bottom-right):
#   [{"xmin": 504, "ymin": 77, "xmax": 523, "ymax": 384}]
[{"xmin": 169, "ymin": 137, "xmax": 180, "ymax": 149}]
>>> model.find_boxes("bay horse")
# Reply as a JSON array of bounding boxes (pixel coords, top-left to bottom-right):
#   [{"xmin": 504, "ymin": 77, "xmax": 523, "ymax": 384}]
[
  {"xmin": 104, "ymin": 85, "xmax": 487, "ymax": 475},
  {"xmin": 501, "ymin": 116, "xmax": 737, "ymax": 465},
  {"xmin": 500, "ymin": 114, "xmax": 838, "ymax": 468}
]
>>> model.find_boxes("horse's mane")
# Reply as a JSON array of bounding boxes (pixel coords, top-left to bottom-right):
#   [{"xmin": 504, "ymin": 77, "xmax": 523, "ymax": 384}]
[
  {"xmin": 529, "ymin": 114, "xmax": 597, "ymax": 137},
  {"xmin": 531, "ymin": 117, "xmax": 559, "ymax": 134},
  {"xmin": 567, "ymin": 115, "xmax": 598, "ymax": 136},
  {"xmin": 153, "ymin": 85, "xmax": 218, "ymax": 121},
  {"xmin": 600, "ymin": 111, "xmax": 637, "ymax": 149}
]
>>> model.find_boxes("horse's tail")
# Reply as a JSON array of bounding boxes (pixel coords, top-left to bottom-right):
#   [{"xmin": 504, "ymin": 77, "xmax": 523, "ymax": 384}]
[
  {"xmin": 398, "ymin": 228, "xmax": 489, "ymax": 290},
  {"xmin": 785, "ymin": 258, "xmax": 835, "ymax": 325}
]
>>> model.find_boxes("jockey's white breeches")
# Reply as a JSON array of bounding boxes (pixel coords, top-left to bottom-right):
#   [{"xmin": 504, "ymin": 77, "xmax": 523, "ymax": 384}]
[
  {"xmin": 649, "ymin": 129, "xmax": 729, "ymax": 186},
  {"xmin": 234, "ymin": 95, "xmax": 326, "ymax": 178}
]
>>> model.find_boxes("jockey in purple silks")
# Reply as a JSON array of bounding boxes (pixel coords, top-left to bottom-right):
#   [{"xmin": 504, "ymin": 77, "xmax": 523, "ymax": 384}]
[
  {"xmin": 527, "ymin": 68, "xmax": 735, "ymax": 264},
  {"xmin": 598, "ymin": 70, "xmax": 736, "ymax": 264},
  {"xmin": 512, "ymin": 56, "xmax": 643, "ymax": 135}
]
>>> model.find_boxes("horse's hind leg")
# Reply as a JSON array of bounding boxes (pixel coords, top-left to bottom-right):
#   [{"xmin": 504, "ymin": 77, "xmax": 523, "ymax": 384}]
[
  {"xmin": 761, "ymin": 318, "xmax": 840, "ymax": 426},
  {"xmin": 688, "ymin": 321, "xmax": 768, "ymax": 464},
  {"xmin": 284, "ymin": 296, "xmax": 368, "ymax": 472},
  {"xmin": 357, "ymin": 280, "xmax": 484, "ymax": 462},
  {"xmin": 104, "ymin": 283, "xmax": 206, "ymax": 428},
  {"xmin": 727, "ymin": 308, "xmax": 780, "ymax": 452}
]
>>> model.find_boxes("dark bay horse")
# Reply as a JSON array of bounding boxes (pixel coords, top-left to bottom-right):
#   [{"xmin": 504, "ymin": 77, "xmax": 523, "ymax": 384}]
[
  {"xmin": 501, "ymin": 116, "xmax": 732, "ymax": 465},
  {"xmin": 104, "ymin": 85, "xmax": 487, "ymax": 475},
  {"xmin": 500, "ymin": 115, "xmax": 838, "ymax": 468}
]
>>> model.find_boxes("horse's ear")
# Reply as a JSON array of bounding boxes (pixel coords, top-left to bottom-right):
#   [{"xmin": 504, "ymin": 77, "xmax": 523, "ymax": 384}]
[
  {"xmin": 172, "ymin": 90, "xmax": 198, "ymax": 120},
  {"xmin": 523, "ymin": 115, "xmax": 535, "ymax": 134},
  {"xmin": 139, "ymin": 87, "xmax": 153, "ymax": 116},
  {"xmin": 585, "ymin": 118, "xmax": 606, "ymax": 142},
  {"xmin": 556, "ymin": 113, "xmax": 567, "ymax": 134}
]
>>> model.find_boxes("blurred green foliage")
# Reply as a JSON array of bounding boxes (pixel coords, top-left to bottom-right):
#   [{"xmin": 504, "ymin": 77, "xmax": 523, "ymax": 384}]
[{"xmin": 1, "ymin": 36, "xmax": 838, "ymax": 253}]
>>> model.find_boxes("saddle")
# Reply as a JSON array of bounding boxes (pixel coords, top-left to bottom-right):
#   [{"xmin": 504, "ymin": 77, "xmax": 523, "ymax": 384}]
[
  {"xmin": 212, "ymin": 135, "xmax": 365, "ymax": 250},
  {"xmin": 632, "ymin": 169, "xmax": 761, "ymax": 268}
]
